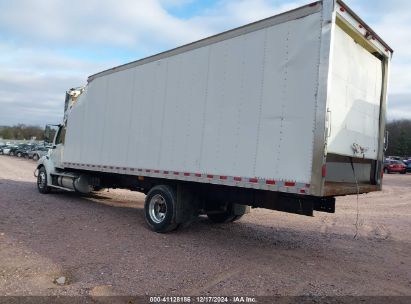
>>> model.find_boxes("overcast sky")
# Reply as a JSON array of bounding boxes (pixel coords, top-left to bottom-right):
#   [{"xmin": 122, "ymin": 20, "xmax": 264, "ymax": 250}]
[{"xmin": 0, "ymin": 0, "xmax": 410, "ymax": 126}]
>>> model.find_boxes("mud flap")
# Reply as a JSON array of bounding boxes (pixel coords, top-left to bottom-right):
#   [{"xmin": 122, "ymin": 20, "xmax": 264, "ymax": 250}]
[{"xmin": 176, "ymin": 184, "xmax": 200, "ymax": 227}]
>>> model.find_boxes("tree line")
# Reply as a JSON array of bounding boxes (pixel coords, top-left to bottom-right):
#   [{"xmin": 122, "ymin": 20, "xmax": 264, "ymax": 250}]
[
  {"xmin": 0, "ymin": 124, "xmax": 46, "ymax": 141},
  {"xmin": 1, "ymin": 120, "xmax": 411, "ymax": 157}
]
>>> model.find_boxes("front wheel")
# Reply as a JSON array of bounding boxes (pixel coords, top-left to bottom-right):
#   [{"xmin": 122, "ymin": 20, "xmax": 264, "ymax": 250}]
[
  {"xmin": 32, "ymin": 154, "xmax": 39, "ymax": 161},
  {"xmin": 37, "ymin": 167, "xmax": 51, "ymax": 194},
  {"xmin": 144, "ymin": 185, "xmax": 179, "ymax": 233}
]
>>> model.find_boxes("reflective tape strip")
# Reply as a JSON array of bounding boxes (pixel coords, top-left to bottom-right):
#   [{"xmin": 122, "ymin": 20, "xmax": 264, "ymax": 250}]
[{"xmin": 61, "ymin": 162, "xmax": 310, "ymax": 195}]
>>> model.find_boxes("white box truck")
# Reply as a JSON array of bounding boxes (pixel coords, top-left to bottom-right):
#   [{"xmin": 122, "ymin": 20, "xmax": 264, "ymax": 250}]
[{"xmin": 36, "ymin": 0, "xmax": 392, "ymax": 232}]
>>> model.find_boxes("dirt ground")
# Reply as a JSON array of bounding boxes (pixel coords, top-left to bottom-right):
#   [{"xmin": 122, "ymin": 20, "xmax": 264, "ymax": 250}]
[{"xmin": 0, "ymin": 155, "xmax": 410, "ymax": 297}]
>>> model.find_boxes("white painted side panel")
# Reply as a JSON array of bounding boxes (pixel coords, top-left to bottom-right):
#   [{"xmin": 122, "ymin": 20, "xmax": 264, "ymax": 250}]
[
  {"xmin": 327, "ymin": 25, "xmax": 382, "ymax": 159},
  {"xmin": 256, "ymin": 14, "xmax": 321, "ymax": 181},
  {"xmin": 80, "ymin": 77, "xmax": 107, "ymax": 165},
  {"xmin": 64, "ymin": 92, "xmax": 85, "ymax": 164},
  {"xmin": 158, "ymin": 47, "xmax": 210, "ymax": 172},
  {"xmin": 201, "ymin": 32, "xmax": 265, "ymax": 176},
  {"xmin": 64, "ymin": 12, "xmax": 322, "ymax": 184}
]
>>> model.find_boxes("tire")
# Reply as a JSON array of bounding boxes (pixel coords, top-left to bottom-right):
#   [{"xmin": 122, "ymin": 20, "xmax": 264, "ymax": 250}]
[
  {"xmin": 17, "ymin": 152, "xmax": 22, "ymax": 157},
  {"xmin": 32, "ymin": 154, "xmax": 39, "ymax": 161},
  {"xmin": 10, "ymin": 151, "xmax": 14, "ymax": 156},
  {"xmin": 37, "ymin": 167, "xmax": 51, "ymax": 194},
  {"xmin": 207, "ymin": 203, "xmax": 246, "ymax": 223},
  {"xmin": 144, "ymin": 185, "xmax": 179, "ymax": 233}
]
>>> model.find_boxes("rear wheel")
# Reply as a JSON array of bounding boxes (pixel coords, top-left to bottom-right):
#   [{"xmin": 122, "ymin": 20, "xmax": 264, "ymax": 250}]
[
  {"xmin": 37, "ymin": 167, "xmax": 51, "ymax": 194},
  {"xmin": 32, "ymin": 154, "xmax": 39, "ymax": 161},
  {"xmin": 144, "ymin": 185, "xmax": 179, "ymax": 233}
]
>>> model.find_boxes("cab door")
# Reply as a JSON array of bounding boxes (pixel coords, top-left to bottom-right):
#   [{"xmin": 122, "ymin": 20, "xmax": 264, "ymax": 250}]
[{"xmin": 50, "ymin": 125, "xmax": 66, "ymax": 168}]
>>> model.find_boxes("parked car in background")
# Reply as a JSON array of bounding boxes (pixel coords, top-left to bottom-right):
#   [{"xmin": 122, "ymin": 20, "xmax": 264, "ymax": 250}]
[
  {"xmin": 21, "ymin": 145, "xmax": 38, "ymax": 158},
  {"xmin": 14, "ymin": 144, "xmax": 35, "ymax": 157},
  {"xmin": 1, "ymin": 145, "xmax": 15, "ymax": 155},
  {"xmin": 23, "ymin": 145, "xmax": 39, "ymax": 158},
  {"xmin": 0, "ymin": 144, "xmax": 6, "ymax": 155},
  {"xmin": 8, "ymin": 145, "xmax": 26, "ymax": 156},
  {"xmin": 384, "ymin": 159, "xmax": 407, "ymax": 174},
  {"xmin": 8, "ymin": 147, "xmax": 17, "ymax": 156},
  {"xmin": 28, "ymin": 146, "xmax": 50, "ymax": 160},
  {"xmin": 405, "ymin": 162, "xmax": 411, "ymax": 173}
]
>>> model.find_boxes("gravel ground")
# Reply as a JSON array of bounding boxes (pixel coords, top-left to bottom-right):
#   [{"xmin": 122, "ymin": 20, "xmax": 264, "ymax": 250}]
[{"xmin": 0, "ymin": 155, "xmax": 410, "ymax": 296}]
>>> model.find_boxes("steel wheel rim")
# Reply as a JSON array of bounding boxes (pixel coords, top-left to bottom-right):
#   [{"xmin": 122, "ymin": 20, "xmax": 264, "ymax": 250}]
[
  {"xmin": 38, "ymin": 171, "xmax": 46, "ymax": 189},
  {"xmin": 148, "ymin": 194, "xmax": 167, "ymax": 224}
]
